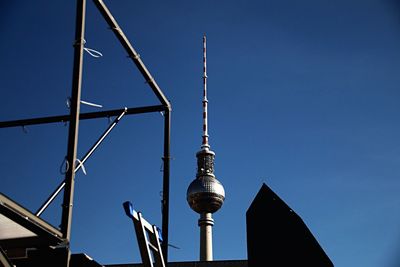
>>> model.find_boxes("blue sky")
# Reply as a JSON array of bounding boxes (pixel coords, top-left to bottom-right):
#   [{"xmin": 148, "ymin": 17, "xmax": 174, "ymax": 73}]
[{"xmin": 1, "ymin": 1, "xmax": 400, "ymax": 266}]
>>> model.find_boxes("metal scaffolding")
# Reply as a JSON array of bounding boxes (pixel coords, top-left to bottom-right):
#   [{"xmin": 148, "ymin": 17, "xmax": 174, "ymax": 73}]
[{"xmin": 0, "ymin": 1, "xmax": 171, "ymax": 266}]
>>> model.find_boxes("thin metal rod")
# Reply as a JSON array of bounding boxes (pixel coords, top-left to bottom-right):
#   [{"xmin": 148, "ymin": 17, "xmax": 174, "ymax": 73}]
[
  {"xmin": 0, "ymin": 105, "xmax": 165, "ymax": 128},
  {"xmin": 1, "ymin": 246, "xmax": 13, "ymax": 267},
  {"xmin": 35, "ymin": 109, "xmax": 127, "ymax": 217},
  {"xmin": 201, "ymin": 35, "xmax": 209, "ymax": 149},
  {"xmin": 161, "ymin": 108, "xmax": 171, "ymax": 262},
  {"xmin": 92, "ymin": 0, "xmax": 171, "ymax": 109},
  {"xmin": 61, "ymin": 0, "xmax": 86, "ymax": 246},
  {"xmin": 36, "ymin": 184, "xmax": 64, "ymax": 217}
]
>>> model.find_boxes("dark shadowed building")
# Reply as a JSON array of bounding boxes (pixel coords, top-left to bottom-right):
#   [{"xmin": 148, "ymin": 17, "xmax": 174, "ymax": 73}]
[
  {"xmin": 1, "ymin": 183, "xmax": 334, "ymax": 267},
  {"xmin": 106, "ymin": 260, "xmax": 247, "ymax": 267},
  {"xmin": 246, "ymin": 183, "xmax": 333, "ymax": 267}
]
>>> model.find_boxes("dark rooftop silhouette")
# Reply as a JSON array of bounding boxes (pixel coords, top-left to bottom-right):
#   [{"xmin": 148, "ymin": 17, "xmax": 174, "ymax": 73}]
[{"xmin": 246, "ymin": 183, "xmax": 334, "ymax": 267}]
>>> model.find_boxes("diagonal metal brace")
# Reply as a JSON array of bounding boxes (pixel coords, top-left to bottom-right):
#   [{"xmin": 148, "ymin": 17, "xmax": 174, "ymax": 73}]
[{"xmin": 35, "ymin": 109, "xmax": 128, "ymax": 216}]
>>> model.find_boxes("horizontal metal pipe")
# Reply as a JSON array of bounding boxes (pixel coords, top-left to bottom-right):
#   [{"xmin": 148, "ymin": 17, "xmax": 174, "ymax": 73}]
[{"xmin": 0, "ymin": 105, "xmax": 165, "ymax": 128}]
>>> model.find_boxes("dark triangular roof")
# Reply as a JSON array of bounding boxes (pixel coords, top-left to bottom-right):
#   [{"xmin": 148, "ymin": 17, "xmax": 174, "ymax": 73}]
[{"xmin": 246, "ymin": 183, "xmax": 333, "ymax": 267}]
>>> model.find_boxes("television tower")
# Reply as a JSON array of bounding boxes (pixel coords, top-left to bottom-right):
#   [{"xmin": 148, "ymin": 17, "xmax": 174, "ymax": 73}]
[{"xmin": 187, "ymin": 35, "xmax": 225, "ymax": 261}]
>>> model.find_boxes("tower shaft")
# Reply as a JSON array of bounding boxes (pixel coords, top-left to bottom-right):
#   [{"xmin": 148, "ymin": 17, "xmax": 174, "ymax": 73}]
[{"xmin": 199, "ymin": 212, "xmax": 214, "ymax": 261}]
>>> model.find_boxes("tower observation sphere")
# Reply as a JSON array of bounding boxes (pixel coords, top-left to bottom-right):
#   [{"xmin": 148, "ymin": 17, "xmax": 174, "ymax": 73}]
[{"xmin": 187, "ymin": 148, "xmax": 225, "ymax": 214}]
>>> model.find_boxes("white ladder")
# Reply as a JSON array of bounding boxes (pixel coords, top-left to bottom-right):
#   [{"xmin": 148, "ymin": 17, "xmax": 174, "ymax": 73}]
[{"xmin": 123, "ymin": 201, "xmax": 166, "ymax": 267}]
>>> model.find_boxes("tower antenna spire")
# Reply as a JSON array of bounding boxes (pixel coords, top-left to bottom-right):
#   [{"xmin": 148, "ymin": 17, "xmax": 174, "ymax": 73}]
[{"xmin": 201, "ymin": 34, "xmax": 210, "ymax": 150}]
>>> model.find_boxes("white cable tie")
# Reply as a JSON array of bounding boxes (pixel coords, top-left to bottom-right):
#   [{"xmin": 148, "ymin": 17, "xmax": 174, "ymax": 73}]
[
  {"xmin": 84, "ymin": 47, "xmax": 103, "ymax": 58},
  {"xmin": 76, "ymin": 159, "xmax": 87, "ymax": 175},
  {"xmin": 22, "ymin": 125, "xmax": 28, "ymax": 134},
  {"xmin": 81, "ymin": 100, "xmax": 103, "ymax": 108},
  {"xmin": 66, "ymin": 98, "xmax": 71, "ymax": 109}
]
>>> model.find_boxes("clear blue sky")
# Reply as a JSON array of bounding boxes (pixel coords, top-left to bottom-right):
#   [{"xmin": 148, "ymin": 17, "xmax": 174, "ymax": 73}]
[{"xmin": 1, "ymin": 1, "xmax": 400, "ymax": 266}]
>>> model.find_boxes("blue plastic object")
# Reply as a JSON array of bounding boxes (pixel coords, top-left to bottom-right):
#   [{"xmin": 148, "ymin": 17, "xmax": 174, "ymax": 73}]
[
  {"xmin": 123, "ymin": 201, "xmax": 135, "ymax": 219},
  {"xmin": 157, "ymin": 227, "xmax": 163, "ymax": 242}
]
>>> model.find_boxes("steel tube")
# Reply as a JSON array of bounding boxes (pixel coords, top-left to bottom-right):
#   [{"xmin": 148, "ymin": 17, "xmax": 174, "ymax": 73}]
[
  {"xmin": 92, "ymin": 0, "xmax": 171, "ymax": 109},
  {"xmin": 35, "ymin": 109, "xmax": 127, "ymax": 217},
  {"xmin": 61, "ymin": 0, "xmax": 86, "ymax": 250},
  {"xmin": 0, "ymin": 105, "xmax": 165, "ymax": 128},
  {"xmin": 161, "ymin": 108, "xmax": 171, "ymax": 262}
]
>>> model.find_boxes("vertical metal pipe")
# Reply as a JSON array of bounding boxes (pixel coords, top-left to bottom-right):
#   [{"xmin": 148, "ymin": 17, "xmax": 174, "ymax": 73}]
[
  {"xmin": 61, "ymin": 0, "xmax": 86, "ymax": 262},
  {"xmin": 161, "ymin": 108, "xmax": 171, "ymax": 262}
]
